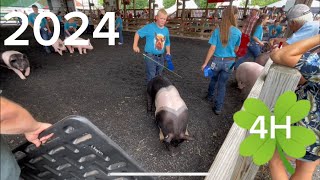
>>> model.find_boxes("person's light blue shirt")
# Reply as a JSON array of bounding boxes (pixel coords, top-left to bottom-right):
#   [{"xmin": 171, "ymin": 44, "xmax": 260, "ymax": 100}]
[
  {"xmin": 64, "ymin": 22, "xmax": 77, "ymax": 31},
  {"xmin": 28, "ymin": 12, "xmax": 47, "ymax": 28},
  {"xmin": 115, "ymin": 17, "xmax": 123, "ymax": 30},
  {"xmin": 268, "ymin": 25, "xmax": 282, "ymax": 38},
  {"xmin": 208, "ymin": 26, "xmax": 241, "ymax": 58},
  {"xmin": 137, "ymin": 23, "xmax": 170, "ymax": 55},
  {"xmin": 287, "ymin": 21, "xmax": 320, "ymax": 44},
  {"xmin": 251, "ymin": 25, "xmax": 263, "ymax": 42}
]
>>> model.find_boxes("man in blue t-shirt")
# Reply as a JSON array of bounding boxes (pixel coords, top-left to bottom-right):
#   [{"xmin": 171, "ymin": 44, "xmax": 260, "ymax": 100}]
[
  {"xmin": 268, "ymin": 20, "xmax": 283, "ymax": 39},
  {"xmin": 64, "ymin": 18, "xmax": 77, "ymax": 37},
  {"xmin": 115, "ymin": 11, "xmax": 123, "ymax": 45},
  {"xmin": 133, "ymin": 9, "xmax": 171, "ymax": 83},
  {"xmin": 28, "ymin": 4, "xmax": 52, "ymax": 54}
]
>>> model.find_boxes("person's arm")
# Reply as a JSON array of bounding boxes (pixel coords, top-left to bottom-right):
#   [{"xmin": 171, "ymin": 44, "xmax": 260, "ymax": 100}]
[
  {"xmin": 271, "ymin": 35, "xmax": 320, "ymax": 84},
  {"xmin": 252, "ymin": 27, "xmax": 264, "ymax": 46},
  {"xmin": 166, "ymin": 46, "xmax": 171, "ymax": 55},
  {"xmin": 271, "ymin": 35, "xmax": 320, "ymax": 67},
  {"xmin": 133, "ymin": 32, "xmax": 140, "ymax": 53},
  {"xmin": 0, "ymin": 97, "xmax": 53, "ymax": 147},
  {"xmin": 46, "ymin": 22, "xmax": 51, "ymax": 33},
  {"xmin": 64, "ymin": 23, "xmax": 71, "ymax": 36},
  {"xmin": 202, "ymin": 45, "xmax": 216, "ymax": 71},
  {"xmin": 165, "ymin": 32, "xmax": 171, "ymax": 55},
  {"xmin": 28, "ymin": 15, "xmax": 33, "ymax": 28},
  {"xmin": 234, "ymin": 46, "xmax": 239, "ymax": 53}
]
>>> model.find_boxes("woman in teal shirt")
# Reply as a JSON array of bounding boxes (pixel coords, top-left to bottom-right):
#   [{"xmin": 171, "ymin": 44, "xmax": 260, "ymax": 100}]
[
  {"xmin": 201, "ymin": 6, "xmax": 241, "ymax": 115},
  {"xmin": 235, "ymin": 14, "xmax": 269, "ymax": 69}
]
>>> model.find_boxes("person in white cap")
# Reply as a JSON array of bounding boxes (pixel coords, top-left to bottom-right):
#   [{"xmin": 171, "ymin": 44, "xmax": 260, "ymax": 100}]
[{"xmin": 270, "ymin": 4, "xmax": 319, "ymax": 47}]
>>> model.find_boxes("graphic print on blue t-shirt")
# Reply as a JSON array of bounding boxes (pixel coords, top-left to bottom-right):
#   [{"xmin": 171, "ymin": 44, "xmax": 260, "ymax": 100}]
[{"xmin": 154, "ymin": 33, "xmax": 166, "ymax": 51}]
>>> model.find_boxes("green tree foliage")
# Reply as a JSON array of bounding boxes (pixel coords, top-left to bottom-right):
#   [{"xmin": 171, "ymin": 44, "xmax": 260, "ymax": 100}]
[
  {"xmin": 251, "ymin": 0, "xmax": 278, "ymax": 7},
  {"xmin": 126, "ymin": 0, "xmax": 149, "ymax": 9},
  {"xmin": 98, "ymin": 0, "xmax": 104, "ymax": 6},
  {"xmin": 195, "ymin": 0, "xmax": 216, "ymax": 8},
  {"xmin": 241, "ymin": 0, "xmax": 278, "ymax": 7},
  {"xmin": 163, "ymin": 0, "xmax": 176, "ymax": 9}
]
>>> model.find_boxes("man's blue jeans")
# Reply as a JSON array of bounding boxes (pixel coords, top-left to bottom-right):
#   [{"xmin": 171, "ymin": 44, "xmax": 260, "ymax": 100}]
[
  {"xmin": 117, "ymin": 28, "xmax": 123, "ymax": 44},
  {"xmin": 207, "ymin": 59, "xmax": 234, "ymax": 111},
  {"xmin": 144, "ymin": 53, "xmax": 164, "ymax": 83},
  {"xmin": 40, "ymin": 28, "xmax": 52, "ymax": 52},
  {"xmin": 235, "ymin": 42, "xmax": 261, "ymax": 69}
]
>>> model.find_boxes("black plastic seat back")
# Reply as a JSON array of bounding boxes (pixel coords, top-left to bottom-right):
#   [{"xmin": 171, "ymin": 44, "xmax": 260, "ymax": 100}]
[{"xmin": 13, "ymin": 116, "xmax": 153, "ymax": 180}]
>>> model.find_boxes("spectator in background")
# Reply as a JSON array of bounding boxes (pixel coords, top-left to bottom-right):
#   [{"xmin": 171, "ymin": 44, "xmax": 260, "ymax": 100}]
[
  {"xmin": 98, "ymin": 10, "xmax": 104, "ymax": 20},
  {"xmin": 280, "ymin": 5, "xmax": 286, "ymax": 14},
  {"xmin": 270, "ymin": 4, "xmax": 319, "ymax": 47},
  {"xmin": 28, "ymin": 4, "xmax": 52, "ymax": 54},
  {"xmin": 0, "ymin": 97, "xmax": 53, "ymax": 180},
  {"xmin": 115, "ymin": 11, "xmax": 123, "ymax": 45},
  {"xmin": 268, "ymin": 19, "xmax": 283, "ymax": 39},
  {"xmin": 269, "ymin": 6, "xmax": 278, "ymax": 16},
  {"xmin": 262, "ymin": 6, "xmax": 269, "ymax": 14}
]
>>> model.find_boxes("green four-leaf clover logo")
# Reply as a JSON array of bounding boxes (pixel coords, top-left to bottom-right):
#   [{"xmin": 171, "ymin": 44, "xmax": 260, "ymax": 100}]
[{"xmin": 233, "ymin": 91, "xmax": 316, "ymax": 174}]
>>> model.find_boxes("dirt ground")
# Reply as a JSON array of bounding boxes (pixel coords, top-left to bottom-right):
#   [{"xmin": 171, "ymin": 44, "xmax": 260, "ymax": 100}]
[{"xmin": 2, "ymin": 26, "xmax": 318, "ymax": 180}]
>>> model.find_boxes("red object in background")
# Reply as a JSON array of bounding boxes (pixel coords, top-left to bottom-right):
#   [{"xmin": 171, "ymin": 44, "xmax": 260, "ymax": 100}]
[
  {"xmin": 124, "ymin": 0, "xmax": 130, "ymax": 5},
  {"xmin": 208, "ymin": 0, "xmax": 230, "ymax": 3},
  {"xmin": 236, "ymin": 34, "xmax": 250, "ymax": 57},
  {"xmin": 278, "ymin": 42, "xmax": 283, "ymax": 48}
]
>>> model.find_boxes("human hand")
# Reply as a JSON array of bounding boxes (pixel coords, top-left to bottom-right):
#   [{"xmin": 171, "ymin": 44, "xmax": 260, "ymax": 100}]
[
  {"xmin": 201, "ymin": 64, "xmax": 207, "ymax": 71},
  {"xmin": 24, "ymin": 122, "xmax": 53, "ymax": 147},
  {"xmin": 259, "ymin": 41, "xmax": 264, "ymax": 46},
  {"xmin": 133, "ymin": 46, "xmax": 140, "ymax": 53}
]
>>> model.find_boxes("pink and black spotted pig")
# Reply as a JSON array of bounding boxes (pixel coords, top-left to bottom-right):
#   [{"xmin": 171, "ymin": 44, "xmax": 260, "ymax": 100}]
[{"xmin": 147, "ymin": 76, "xmax": 193, "ymax": 156}]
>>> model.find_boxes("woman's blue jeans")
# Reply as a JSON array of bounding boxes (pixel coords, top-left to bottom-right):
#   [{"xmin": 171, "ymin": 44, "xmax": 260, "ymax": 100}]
[
  {"xmin": 207, "ymin": 59, "xmax": 234, "ymax": 111},
  {"xmin": 235, "ymin": 42, "xmax": 261, "ymax": 69}
]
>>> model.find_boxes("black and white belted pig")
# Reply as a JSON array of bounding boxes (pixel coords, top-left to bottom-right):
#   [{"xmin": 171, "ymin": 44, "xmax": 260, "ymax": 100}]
[
  {"xmin": 0, "ymin": 51, "xmax": 30, "ymax": 80},
  {"xmin": 147, "ymin": 76, "xmax": 193, "ymax": 156}
]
